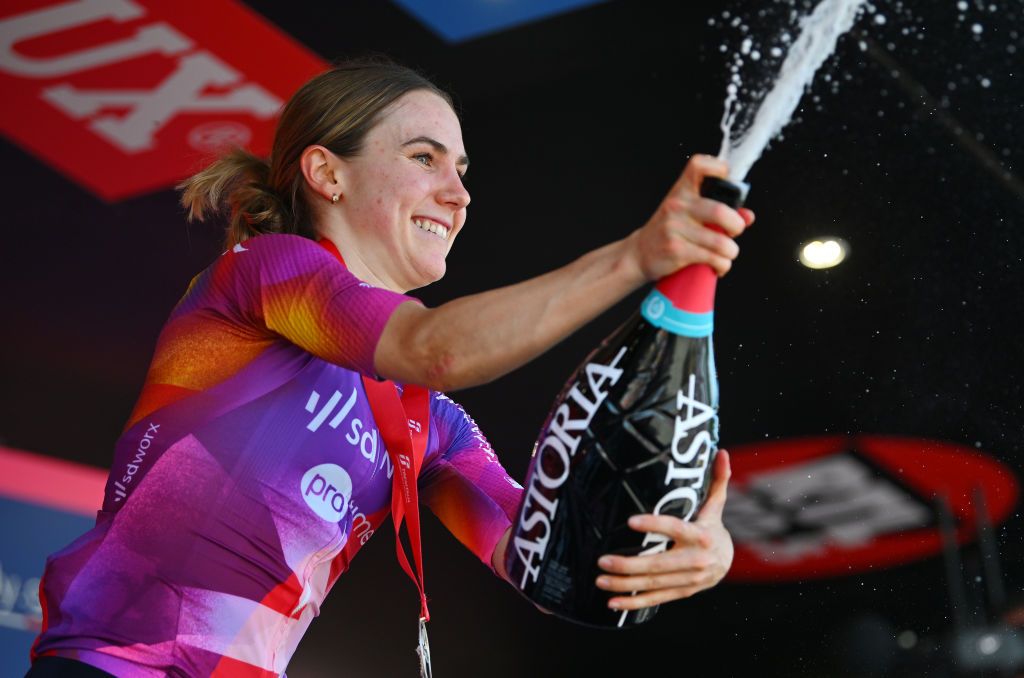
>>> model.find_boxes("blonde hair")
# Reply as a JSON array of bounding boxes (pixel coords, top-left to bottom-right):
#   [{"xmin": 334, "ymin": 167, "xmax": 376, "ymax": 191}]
[{"xmin": 179, "ymin": 58, "xmax": 454, "ymax": 246}]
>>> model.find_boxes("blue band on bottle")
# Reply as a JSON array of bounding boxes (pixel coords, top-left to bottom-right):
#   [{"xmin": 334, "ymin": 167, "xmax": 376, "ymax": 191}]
[{"xmin": 640, "ymin": 289, "xmax": 714, "ymax": 337}]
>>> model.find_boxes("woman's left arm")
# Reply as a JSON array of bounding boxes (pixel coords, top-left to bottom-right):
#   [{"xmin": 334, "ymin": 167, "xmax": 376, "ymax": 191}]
[{"xmin": 492, "ymin": 450, "xmax": 734, "ymax": 607}]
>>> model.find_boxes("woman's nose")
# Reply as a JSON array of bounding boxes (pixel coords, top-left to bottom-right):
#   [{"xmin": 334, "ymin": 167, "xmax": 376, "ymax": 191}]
[{"xmin": 438, "ymin": 171, "xmax": 470, "ymax": 210}]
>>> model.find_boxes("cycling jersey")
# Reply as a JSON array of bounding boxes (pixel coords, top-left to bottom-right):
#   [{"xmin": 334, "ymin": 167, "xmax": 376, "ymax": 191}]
[{"xmin": 32, "ymin": 234, "xmax": 524, "ymax": 677}]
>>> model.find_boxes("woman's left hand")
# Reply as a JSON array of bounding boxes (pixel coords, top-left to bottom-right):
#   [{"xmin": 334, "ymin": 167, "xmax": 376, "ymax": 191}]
[{"xmin": 594, "ymin": 449, "xmax": 734, "ymax": 611}]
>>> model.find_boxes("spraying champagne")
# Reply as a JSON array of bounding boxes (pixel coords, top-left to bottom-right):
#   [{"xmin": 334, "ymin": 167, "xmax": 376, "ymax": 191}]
[{"xmin": 505, "ymin": 175, "xmax": 749, "ymax": 628}]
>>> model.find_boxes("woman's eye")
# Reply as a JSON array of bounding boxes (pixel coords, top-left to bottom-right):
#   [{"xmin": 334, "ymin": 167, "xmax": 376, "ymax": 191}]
[{"xmin": 413, "ymin": 153, "xmax": 433, "ymax": 167}]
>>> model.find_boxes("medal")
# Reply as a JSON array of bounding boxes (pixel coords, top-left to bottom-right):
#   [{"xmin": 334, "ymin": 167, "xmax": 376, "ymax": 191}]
[{"xmin": 417, "ymin": 616, "xmax": 432, "ymax": 678}]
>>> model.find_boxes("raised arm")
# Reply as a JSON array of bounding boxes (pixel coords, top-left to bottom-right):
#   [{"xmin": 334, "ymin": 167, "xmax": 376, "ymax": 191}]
[{"xmin": 374, "ymin": 155, "xmax": 754, "ymax": 391}]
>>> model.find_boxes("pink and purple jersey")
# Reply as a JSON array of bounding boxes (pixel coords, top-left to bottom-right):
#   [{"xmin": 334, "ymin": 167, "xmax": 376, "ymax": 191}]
[{"xmin": 32, "ymin": 234, "xmax": 524, "ymax": 677}]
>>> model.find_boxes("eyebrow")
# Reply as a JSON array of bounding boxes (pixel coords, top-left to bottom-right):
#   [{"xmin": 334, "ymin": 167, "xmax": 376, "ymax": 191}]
[{"xmin": 402, "ymin": 136, "xmax": 469, "ymax": 168}]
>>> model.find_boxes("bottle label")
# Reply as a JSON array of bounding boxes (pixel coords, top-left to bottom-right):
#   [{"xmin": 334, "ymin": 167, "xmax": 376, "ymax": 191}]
[
  {"xmin": 640, "ymin": 288, "xmax": 714, "ymax": 337},
  {"xmin": 511, "ymin": 347, "xmax": 628, "ymax": 589}
]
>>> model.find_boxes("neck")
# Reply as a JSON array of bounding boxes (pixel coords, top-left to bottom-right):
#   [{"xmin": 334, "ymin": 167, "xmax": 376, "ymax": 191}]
[{"xmin": 318, "ymin": 225, "xmax": 408, "ymax": 294}]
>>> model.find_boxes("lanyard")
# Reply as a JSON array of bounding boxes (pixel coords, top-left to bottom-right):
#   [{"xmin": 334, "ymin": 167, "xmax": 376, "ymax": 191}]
[
  {"xmin": 361, "ymin": 375, "xmax": 431, "ymax": 624},
  {"xmin": 318, "ymin": 238, "xmax": 433, "ymax": 675}
]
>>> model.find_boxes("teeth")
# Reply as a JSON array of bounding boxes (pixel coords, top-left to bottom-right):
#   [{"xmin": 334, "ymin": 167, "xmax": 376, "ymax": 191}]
[{"xmin": 414, "ymin": 219, "xmax": 449, "ymax": 240}]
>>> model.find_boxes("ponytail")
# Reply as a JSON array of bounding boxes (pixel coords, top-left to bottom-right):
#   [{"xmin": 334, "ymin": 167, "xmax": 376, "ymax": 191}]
[{"xmin": 178, "ymin": 148, "xmax": 304, "ymax": 247}]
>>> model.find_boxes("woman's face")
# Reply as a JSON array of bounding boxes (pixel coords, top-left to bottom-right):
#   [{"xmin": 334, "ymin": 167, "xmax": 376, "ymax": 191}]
[{"xmin": 336, "ymin": 89, "xmax": 470, "ymax": 292}]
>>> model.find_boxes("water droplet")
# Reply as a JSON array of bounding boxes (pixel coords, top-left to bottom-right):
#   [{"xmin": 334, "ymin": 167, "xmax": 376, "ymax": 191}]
[
  {"xmin": 972, "ymin": 23, "xmax": 983, "ymax": 34},
  {"xmin": 980, "ymin": 77, "xmax": 991, "ymax": 88},
  {"xmin": 873, "ymin": 14, "xmax": 887, "ymax": 25}
]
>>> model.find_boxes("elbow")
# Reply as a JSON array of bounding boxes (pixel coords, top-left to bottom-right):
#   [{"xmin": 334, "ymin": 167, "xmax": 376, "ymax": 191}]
[
  {"xmin": 382, "ymin": 304, "xmax": 491, "ymax": 391},
  {"xmin": 419, "ymin": 347, "xmax": 497, "ymax": 392},
  {"xmin": 406, "ymin": 331, "xmax": 475, "ymax": 392},
  {"xmin": 420, "ymin": 349, "xmax": 462, "ymax": 392}
]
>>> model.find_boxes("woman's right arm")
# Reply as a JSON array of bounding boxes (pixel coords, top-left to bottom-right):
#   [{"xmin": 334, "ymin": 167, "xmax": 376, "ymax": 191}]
[{"xmin": 374, "ymin": 155, "xmax": 754, "ymax": 392}]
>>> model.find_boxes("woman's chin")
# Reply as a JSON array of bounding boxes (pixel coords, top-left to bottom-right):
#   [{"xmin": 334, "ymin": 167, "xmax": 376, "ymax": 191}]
[{"xmin": 407, "ymin": 259, "xmax": 446, "ymax": 291}]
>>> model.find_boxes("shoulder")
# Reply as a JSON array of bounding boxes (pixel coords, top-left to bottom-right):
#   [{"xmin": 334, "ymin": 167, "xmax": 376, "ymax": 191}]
[
  {"xmin": 226, "ymin": 233, "xmax": 331, "ymax": 261},
  {"xmin": 222, "ymin": 234, "xmax": 359, "ymax": 283},
  {"xmin": 430, "ymin": 391, "xmax": 495, "ymax": 458}
]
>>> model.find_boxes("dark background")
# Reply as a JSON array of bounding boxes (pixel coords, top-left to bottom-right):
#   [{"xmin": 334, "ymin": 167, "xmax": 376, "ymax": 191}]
[{"xmin": 2, "ymin": 1, "xmax": 1022, "ymax": 676}]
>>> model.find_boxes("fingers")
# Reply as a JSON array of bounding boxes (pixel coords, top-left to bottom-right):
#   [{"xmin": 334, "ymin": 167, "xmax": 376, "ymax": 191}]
[
  {"xmin": 675, "ymin": 154, "xmax": 730, "ymax": 196},
  {"xmin": 605, "ymin": 585, "xmax": 706, "ymax": 611},
  {"xmin": 738, "ymin": 207, "xmax": 756, "ymax": 227},
  {"xmin": 696, "ymin": 449, "xmax": 731, "ymax": 523},
  {"xmin": 661, "ymin": 195, "xmax": 749, "ymax": 277},
  {"xmin": 597, "ymin": 566, "xmax": 718, "ymax": 597},
  {"xmin": 634, "ymin": 153, "xmax": 754, "ymax": 281},
  {"xmin": 598, "ymin": 545, "xmax": 714, "ymax": 578},
  {"xmin": 685, "ymin": 196, "xmax": 747, "ymax": 237}
]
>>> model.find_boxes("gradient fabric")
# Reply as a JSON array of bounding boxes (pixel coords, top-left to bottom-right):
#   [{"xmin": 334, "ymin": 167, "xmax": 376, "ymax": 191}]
[{"xmin": 32, "ymin": 234, "xmax": 524, "ymax": 677}]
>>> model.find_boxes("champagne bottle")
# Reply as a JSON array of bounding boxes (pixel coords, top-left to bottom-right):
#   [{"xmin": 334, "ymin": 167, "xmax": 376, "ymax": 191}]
[{"xmin": 505, "ymin": 176, "xmax": 749, "ymax": 628}]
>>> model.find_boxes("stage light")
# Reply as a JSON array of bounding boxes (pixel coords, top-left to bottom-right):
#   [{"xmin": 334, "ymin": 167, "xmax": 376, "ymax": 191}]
[{"xmin": 798, "ymin": 237, "xmax": 848, "ymax": 269}]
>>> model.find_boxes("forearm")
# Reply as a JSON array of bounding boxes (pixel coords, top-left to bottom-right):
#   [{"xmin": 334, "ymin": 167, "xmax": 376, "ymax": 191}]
[
  {"xmin": 379, "ymin": 235, "xmax": 647, "ymax": 391},
  {"xmin": 375, "ymin": 155, "xmax": 754, "ymax": 391}
]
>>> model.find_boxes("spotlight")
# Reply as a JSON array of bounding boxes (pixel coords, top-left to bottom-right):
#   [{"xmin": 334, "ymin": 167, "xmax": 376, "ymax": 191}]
[{"xmin": 798, "ymin": 237, "xmax": 848, "ymax": 269}]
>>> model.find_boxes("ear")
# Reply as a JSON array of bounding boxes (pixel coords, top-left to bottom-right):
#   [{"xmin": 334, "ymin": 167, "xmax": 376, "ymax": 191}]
[{"xmin": 299, "ymin": 145, "xmax": 344, "ymax": 202}]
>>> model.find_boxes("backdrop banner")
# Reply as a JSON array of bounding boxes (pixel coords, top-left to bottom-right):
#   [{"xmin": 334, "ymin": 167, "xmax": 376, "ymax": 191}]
[
  {"xmin": 0, "ymin": 0, "xmax": 327, "ymax": 201},
  {"xmin": 723, "ymin": 435, "xmax": 1019, "ymax": 581}
]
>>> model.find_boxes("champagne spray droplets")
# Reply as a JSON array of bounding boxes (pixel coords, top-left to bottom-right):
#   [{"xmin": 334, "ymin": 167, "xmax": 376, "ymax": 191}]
[{"xmin": 717, "ymin": 0, "xmax": 869, "ymax": 181}]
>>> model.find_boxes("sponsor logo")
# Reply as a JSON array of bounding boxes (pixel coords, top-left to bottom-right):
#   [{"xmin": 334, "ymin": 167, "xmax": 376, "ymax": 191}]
[
  {"xmin": 187, "ymin": 120, "xmax": 251, "ymax": 152},
  {"xmin": 0, "ymin": 0, "xmax": 326, "ymax": 200},
  {"xmin": 301, "ymin": 463, "xmax": 353, "ymax": 523},
  {"xmin": 513, "ymin": 347, "xmax": 626, "ymax": 587},
  {"xmin": 723, "ymin": 435, "xmax": 1020, "ymax": 581},
  {"xmin": 113, "ymin": 421, "xmax": 159, "ymax": 502},
  {"xmin": 304, "ymin": 386, "xmax": 394, "ymax": 479},
  {"xmin": 644, "ymin": 295, "xmax": 665, "ymax": 320},
  {"xmin": 614, "ymin": 372, "xmax": 717, "ymax": 627},
  {"xmin": 632, "ymin": 374, "xmax": 717, "ymax": 551},
  {"xmin": 305, "ymin": 387, "xmax": 358, "ymax": 433},
  {"xmin": 350, "ymin": 500, "xmax": 375, "ymax": 546}
]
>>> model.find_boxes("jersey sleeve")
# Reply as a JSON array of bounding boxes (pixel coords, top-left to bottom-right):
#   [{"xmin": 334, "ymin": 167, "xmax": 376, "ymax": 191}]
[
  {"xmin": 419, "ymin": 394, "xmax": 524, "ymax": 574},
  {"xmin": 215, "ymin": 234, "xmax": 415, "ymax": 376}
]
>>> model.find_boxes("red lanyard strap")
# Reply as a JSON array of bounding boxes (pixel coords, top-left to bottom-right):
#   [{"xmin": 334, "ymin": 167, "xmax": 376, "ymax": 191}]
[
  {"xmin": 361, "ymin": 376, "xmax": 431, "ymax": 622},
  {"xmin": 316, "ymin": 237, "xmax": 432, "ymax": 623}
]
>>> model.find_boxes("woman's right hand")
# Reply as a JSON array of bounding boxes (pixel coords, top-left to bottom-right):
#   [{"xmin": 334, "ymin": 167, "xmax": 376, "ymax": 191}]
[{"xmin": 626, "ymin": 154, "xmax": 755, "ymax": 281}]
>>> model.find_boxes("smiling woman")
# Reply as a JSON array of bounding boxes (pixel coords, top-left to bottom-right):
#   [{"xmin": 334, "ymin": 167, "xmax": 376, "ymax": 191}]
[{"xmin": 27, "ymin": 57, "xmax": 753, "ymax": 678}]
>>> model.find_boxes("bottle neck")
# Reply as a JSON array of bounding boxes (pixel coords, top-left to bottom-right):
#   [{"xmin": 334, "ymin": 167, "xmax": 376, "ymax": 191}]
[
  {"xmin": 641, "ymin": 264, "xmax": 716, "ymax": 337},
  {"xmin": 656, "ymin": 263, "xmax": 718, "ymax": 314},
  {"xmin": 639, "ymin": 176, "xmax": 747, "ymax": 338}
]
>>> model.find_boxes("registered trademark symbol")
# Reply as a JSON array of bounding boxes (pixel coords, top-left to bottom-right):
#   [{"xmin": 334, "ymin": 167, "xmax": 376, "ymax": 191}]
[{"xmin": 187, "ymin": 121, "xmax": 252, "ymax": 152}]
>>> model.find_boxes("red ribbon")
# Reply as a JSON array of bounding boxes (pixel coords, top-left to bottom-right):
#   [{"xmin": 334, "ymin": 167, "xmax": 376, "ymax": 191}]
[
  {"xmin": 317, "ymin": 237, "xmax": 431, "ymax": 622},
  {"xmin": 361, "ymin": 376, "xmax": 431, "ymax": 622}
]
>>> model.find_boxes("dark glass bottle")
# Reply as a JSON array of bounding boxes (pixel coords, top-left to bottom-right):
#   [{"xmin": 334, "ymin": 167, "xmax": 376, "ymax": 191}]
[{"xmin": 505, "ymin": 177, "xmax": 748, "ymax": 628}]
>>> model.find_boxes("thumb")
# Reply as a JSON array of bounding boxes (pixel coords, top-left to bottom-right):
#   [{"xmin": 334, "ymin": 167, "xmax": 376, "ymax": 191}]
[{"xmin": 697, "ymin": 449, "xmax": 731, "ymax": 522}]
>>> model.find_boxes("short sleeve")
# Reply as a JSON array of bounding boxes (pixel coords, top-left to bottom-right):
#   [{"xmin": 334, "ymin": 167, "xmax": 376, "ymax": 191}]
[
  {"xmin": 419, "ymin": 393, "xmax": 524, "ymax": 574},
  {"xmin": 213, "ymin": 234, "xmax": 416, "ymax": 376}
]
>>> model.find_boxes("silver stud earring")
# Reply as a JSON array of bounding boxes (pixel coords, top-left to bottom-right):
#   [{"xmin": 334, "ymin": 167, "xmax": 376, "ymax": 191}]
[{"xmin": 331, "ymin": 194, "xmax": 340, "ymax": 204}]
